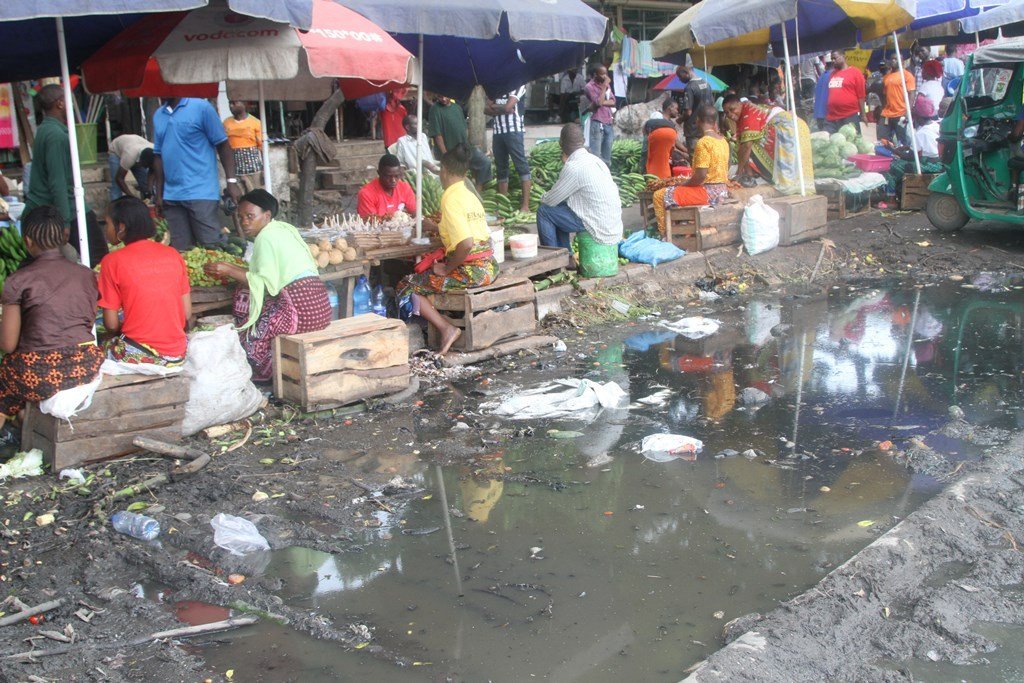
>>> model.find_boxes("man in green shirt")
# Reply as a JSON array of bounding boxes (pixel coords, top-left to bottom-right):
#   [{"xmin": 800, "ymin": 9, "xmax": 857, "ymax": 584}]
[
  {"xmin": 427, "ymin": 95, "xmax": 492, "ymax": 191},
  {"xmin": 23, "ymin": 84, "xmax": 107, "ymax": 266}
]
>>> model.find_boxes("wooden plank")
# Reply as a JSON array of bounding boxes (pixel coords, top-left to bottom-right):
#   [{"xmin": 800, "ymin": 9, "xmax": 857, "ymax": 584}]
[
  {"xmin": 285, "ymin": 315, "xmax": 403, "ymax": 345},
  {"xmin": 84, "ymin": 375, "xmax": 188, "ymax": 421},
  {"xmin": 34, "ymin": 405, "xmax": 185, "ymax": 442},
  {"xmin": 431, "ymin": 278, "xmax": 533, "ymax": 313},
  {"xmin": 191, "ymin": 286, "xmax": 234, "ymax": 303},
  {"xmin": 303, "ymin": 365, "xmax": 411, "ymax": 408},
  {"xmin": 463, "ymin": 302, "xmax": 536, "ymax": 350},
  {"xmin": 498, "ymin": 247, "xmax": 571, "ymax": 279},
  {"xmin": 900, "ymin": 173, "xmax": 937, "ymax": 211},
  {"xmin": 272, "ymin": 336, "xmax": 284, "ymax": 401},
  {"xmin": 362, "ymin": 242, "xmax": 439, "ymax": 261},
  {"xmin": 301, "ymin": 325, "xmax": 408, "ymax": 374},
  {"xmin": 43, "ymin": 424, "xmax": 185, "ymax": 471}
]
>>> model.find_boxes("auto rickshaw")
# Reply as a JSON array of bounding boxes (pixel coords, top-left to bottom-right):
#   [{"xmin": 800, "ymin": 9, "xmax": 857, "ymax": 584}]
[{"xmin": 926, "ymin": 38, "xmax": 1024, "ymax": 232}]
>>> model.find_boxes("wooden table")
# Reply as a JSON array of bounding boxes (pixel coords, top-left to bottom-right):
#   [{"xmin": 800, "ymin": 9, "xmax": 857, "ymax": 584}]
[
  {"xmin": 362, "ymin": 240, "xmax": 440, "ymax": 262},
  {"xmin": 191, "ymin": 285, "xmax": 235, "ymax": 318},
  {"xmin": 499, "ymin": 246, "xmax": 572, "ymax": 279}
]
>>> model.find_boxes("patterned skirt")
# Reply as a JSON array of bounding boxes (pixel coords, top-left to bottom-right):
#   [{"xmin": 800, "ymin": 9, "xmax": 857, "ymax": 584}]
[
  {"xmin": 233, "ymin": 276, "xmax": 332, "ymax": 382},
  {"xmin": 396, "ymin": 242, "xmax": 499, "ymax": 319},
  {"xmin": 104, "ymin": 335, "xmax": 185, "ymax": 367},
  {"xmin": 0, "ymin": 343, "xmax": 104, "ymax": 418}
]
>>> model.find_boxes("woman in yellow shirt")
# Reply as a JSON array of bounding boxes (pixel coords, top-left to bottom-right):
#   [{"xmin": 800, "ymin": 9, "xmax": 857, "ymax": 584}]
[
  {"xmin": 397, "ymin": 144, "xmax": 499, "ymax": 354},
  {"xmin": 670, "ymin": 106, "xmax": 730, "ymax": 207},
  {"xmin": 223, "ymin": 101, "xmax": 263, "ymax": 191}
]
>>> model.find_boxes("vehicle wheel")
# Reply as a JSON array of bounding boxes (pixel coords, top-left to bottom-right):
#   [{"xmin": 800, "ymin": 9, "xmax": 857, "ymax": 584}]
[{"xmin": 926, "ymin": 192, "xmax": 969, "ymax": 233}]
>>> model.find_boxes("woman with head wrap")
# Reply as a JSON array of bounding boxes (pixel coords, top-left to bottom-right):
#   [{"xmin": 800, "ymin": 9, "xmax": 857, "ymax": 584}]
[
  {"xmin": 918, "ymin": 60, "xmax": 945, "ymax": 116},
  {"xmin": 204, "ymin": 189, "xmax": 331, "ymax": 381},
  {"xmin": 722, "ymin": 93, "xmax": 815, "ymax": 194}
]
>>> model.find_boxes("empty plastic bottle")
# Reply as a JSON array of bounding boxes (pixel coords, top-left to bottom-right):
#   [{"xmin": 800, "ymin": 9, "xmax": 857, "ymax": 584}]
[
  {"xmin": 353, "ymin": 275, "xmax": 372, "ymax": 316},
  {"xmin": 372, "ymin": 284, "xmax": 387, "ymax": 317},
  {"xmin": 324, "ymin": 282, "xmax": 340, "ymax": 320},
  {"xmin": 111, "ymin": 511, "xmax": 160, "ymax": 541}
]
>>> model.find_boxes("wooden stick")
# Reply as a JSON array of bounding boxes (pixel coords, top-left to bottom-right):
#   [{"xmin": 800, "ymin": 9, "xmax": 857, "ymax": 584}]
[
  {"xmin": 5, "ymin": 615, "xmax": 258, "ymax": 662},
  {"xmin": 132, "ymin": 436, "xmax": 211, "ymax": 476},
  {"xmin": 0, "ymin": 599, "xmax": 64, "ymax": 628},
  {"xmin": 442, "ymin": 336, "xmax": 558, "ymax": 368}
]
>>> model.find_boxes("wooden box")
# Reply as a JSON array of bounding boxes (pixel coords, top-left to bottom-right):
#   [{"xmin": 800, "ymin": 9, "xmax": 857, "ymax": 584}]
[
  {"xmin": 696, "ymin": 205, "xmax": 742, "ymax": 250},
  {"xmin": 427, "ymin": 278, "xmax": 536, "ymax": 352},
  {"xmin": 273, "ymin": 314, "xmax": 410, "ymax": 410},
  {"xmin": 767, "ymin": 194, "xmax": 829, "ymax": 246},
  {"xmin": 499, "ymin": 246, "xmax": 572, "ymax": 280},
  {"xmin": 819, "ymin": 184, "xmax": 873, "ymax": 220},
  {"xmin": 21, "ymin": 373, "xmax": 189, "ymax": 470},
  {"xmin": 900, "ymin": 173, "xmax": 937, "ymax": 211}
]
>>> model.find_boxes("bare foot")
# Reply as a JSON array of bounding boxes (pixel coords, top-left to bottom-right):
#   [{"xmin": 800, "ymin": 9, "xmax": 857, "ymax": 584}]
[
  {"xmin": 520, "ymin": 204, "xmax": 531, "ymax": 214},
  {"xmin": 438, "ymin": 326, "xmax": 462, "ymax": 355}
]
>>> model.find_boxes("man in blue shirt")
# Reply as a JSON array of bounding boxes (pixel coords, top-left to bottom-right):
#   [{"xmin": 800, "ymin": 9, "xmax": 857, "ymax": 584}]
[
  {"xmin": 813, "ymin": 58, "xmax": 833, "ymax": 131},
  {"xmin": 152, "ymin": 98, "xmax": 242, "ymax": 250}
]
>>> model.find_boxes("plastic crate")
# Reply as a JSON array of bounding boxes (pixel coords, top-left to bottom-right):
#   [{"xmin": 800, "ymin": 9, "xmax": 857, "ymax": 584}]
[{"xmin": 847, "ymin": 154, "xmax": 892, "ymax": 172}]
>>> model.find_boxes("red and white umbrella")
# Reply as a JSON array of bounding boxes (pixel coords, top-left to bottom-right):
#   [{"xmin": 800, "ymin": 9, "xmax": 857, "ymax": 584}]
[{"xmin": 83, "ymin": 0, "xmax": 416, "ymax": 190}]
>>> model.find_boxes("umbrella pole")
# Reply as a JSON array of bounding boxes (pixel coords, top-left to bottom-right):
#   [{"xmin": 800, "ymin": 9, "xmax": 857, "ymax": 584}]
[
  {"xmin": 780, "ymin": 23, "xmax": 807, "ymax": 197},
  {"xmin": 415, "ymin": 33, "xmax": 424, "ymax": 240},
  {"xmin": 259, "ymin": 80, "xmax": 273, "ymax": 193},
  {"xmin": 140, "ymin": 98, "xmax": 147, "ymax": 138},
  {"xmin": 56, "ymin": 17, "xmax": 91, "ymax": 268},
  {"xmin": 892, "ymin": 32, "xmax": 921, "ymax": 175}
]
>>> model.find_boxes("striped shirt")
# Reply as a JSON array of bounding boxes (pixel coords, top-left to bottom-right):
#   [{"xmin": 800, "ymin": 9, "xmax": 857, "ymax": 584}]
[
  {"xmin": 491, "ymin": 86, "xmax": 527, "ymax": 135},
  {"xmin": 540, "ymin": 148, "xmax": 623, "ymax": 245}
]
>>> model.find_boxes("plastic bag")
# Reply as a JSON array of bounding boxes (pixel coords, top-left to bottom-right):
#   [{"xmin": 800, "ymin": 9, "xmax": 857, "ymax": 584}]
[
  {"xmin": 182, "ymin": 325, "xmax": 264, "ymax": 437},
  {"xmin": 484, "ymin": 379, "xmax": 627, "ymax": 421},
  {"xmin": 658, "ymin": 316, "xmax": 721, "ymax": 339},
  {"xmin": 640, "ymin": 434, "xmax": 704, "ymax": 462},
  {"xmin": 741, "ymin": 195, "xmax": 780, "ymax": 256},
  {"xmin": 39, "ymin": 373, "xmax": 102, "ymax": 420},
  {"xmin": 210, "ymin": 513, "xmax": 270, "ymax": 556},
  {"xmin": 618, "ymin": 230, "xmax": 686, "ymax": 266}
]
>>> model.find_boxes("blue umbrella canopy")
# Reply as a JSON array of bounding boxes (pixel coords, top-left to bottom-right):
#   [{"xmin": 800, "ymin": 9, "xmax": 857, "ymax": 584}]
[{"xmin": 336, "ymin": 0, "xmax": 609, "ymax": 98}]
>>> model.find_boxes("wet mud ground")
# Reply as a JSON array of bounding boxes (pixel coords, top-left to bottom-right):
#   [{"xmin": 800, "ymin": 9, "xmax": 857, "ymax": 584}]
[{"xmin": 2, "ymin": 210, "xmax": 1024, "ymax": 682}]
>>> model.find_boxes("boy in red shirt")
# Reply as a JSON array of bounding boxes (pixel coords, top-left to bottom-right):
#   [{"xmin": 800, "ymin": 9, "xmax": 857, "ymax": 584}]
[
  {"xmin": 825, "ymin": 50, "xmax": 867, "ymax": 135},
  {"xmin": 356, "ymin": 154, "xmax": 417, "ymax": 220}
]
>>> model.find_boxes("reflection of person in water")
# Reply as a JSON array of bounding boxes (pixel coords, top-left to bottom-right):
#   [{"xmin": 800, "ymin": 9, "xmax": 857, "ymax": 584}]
[
  {"xmin": 574, "ymin": 342, "xmax": 630, "ymax": 468},
  {"xmin": 659, "ymin": 335, "xmax": 736, "ymax": 421},
  {"xmin": 460, "ymin": 453, "xmax": 505, "ymax": 523}
]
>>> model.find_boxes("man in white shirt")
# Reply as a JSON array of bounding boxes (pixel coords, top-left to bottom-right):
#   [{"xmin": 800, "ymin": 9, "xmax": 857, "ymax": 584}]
[
  {"xmin": 388, "ymin": 114, "xmax": 440, "ymax": 176},
  {"xmin": 537, "ymin": 123, "xmax": 623, "ymax": 249},
  {"xmin": 559, "ymin": 68, "xmax": 586, "ymax": 123},
  {"xmin": 914, "ymin": 114, "xmax": 940, "ymax": 160},
  {"xmin": 942, "ymin": 44, "xmax": 965, "ymax": 91}
]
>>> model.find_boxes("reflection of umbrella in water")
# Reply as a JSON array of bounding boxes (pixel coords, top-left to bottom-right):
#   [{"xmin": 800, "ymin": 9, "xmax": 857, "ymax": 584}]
[{"xmin": 653, "ymin": 70, "xmax": 729, "ymax": 93}]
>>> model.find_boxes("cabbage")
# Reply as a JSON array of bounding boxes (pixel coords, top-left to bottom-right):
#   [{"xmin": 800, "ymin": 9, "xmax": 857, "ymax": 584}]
[
  {"xmin": 841, "ymin": 142, "xmax": 859, "ymax": 158},
  {"xmin": 855, "ymin": 138, "xmax": 873, "ymax": 154},
  {"xmin": 811, "ymin": 137, "xmax": 830, "ymax": 152},
  {"xmin": 838, "ymin": 123, "xmax": 858, "ymax": 142},
  {"xmin": 829, "ymin": 133, "xmax": 847, "ymax": 146}
]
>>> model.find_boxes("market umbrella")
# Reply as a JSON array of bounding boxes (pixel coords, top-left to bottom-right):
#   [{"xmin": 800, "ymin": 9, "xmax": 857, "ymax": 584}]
[
  {"xmin": 82, "ymin": 1, "xmax": 416, "ymax": 192},
  {"xmin": 653, "ymin": 70, "xmax": 729, "ymax": 93},
  {"xmin": 963, "ymin": 0, "xmax": 1024, "ymax": 31},
  {"xmin": 0, "ymin": 0, "xmax": 322, "ymax": 267},
  {"xmin": 336, "ymin": 0, "xmax": 609, "ymax": 237}
]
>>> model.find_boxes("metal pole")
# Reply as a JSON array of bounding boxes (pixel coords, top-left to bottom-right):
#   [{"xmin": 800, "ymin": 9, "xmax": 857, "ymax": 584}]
[
  {"xmin": 139, "ymin": 98, "xmax": 147, "ymax": 138},
  {"xmin": 258, "ymin": 80, "xmax": 272, "ymax": 193},
  {"xmin": 415, "ymin": 34, "xmax": 424, "ymax": 239},
  {"xmin": 893, "ymin": 31, "xmax": 921, "ymax": 174},
  {"xmin": 279, "ymin": 101, "xmax": 286, "ymax": 138},
  {"xmin": 56, "ymin": 18, "xmax": 90, "ymax": 267},
  {"xmin": 435, "ymin": 465, "xmax": 463, "ymax": 596},
  {"xmin": 780, "ymin": 23, "xmax": 807, "ymax": 196},
  {"xmin": 894, "ymin": 289, "xmax": 921, "ymax": 418}
]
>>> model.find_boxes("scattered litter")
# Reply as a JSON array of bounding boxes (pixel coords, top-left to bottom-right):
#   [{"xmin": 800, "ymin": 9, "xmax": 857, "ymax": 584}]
[
  {"xmin": 35, "ymin": 513, "xmax": 55, "ymax": 527},
  {"xmin": 609, "ymin": 299, "xmax": 632, "ymax": 316},
  {"xmin": 819, "ymin": 486, "xmax": 831, "ymax": 493},
  {"xmin": 251, "ymin": 491, "xmax": 269, "ymax": 503},
  {"xmin": 547, "ymin": 430, "xmax": 583, "ymax": 439},
  {"xmin": 552, "ymin": 339, "xmax": 567, "ymax": 353},
  {"xmin": 640, "ymin": 434, "xmax": 704, "ymax": 462},
  {"xmin": 857, "ymin": 520, "xmax": 875, "ymax": 528},
  {"xmin": 529, "ymin": 546, "xmax": 543, "ymax": 560},
  {"xmin": 483, "ymin": 379, "xmax": 627, "ymax": 420},
  {"xmin": 658, "ymin": 316, "xmax": 721, "ymax": 340},
  {"xmin": 715, "ymin": 449, "xmax": 740, "ymax": 459},
  {"xmin": 739, "ymin": 387, "xmax": 769, "ymax": 405},
  {"xmin": 59, "ymin": 468, "xmax": 86, "ymax": 485},
  {"xmin": 636, "ymin": 389, "xmax": 673, "ymax": 406},
  {"xmin": 955, "ymin": 583, "xmax": 980, "ymax": 593},
  {"xmin": 712, "ymin": 611, "xmax": 725, "ymax": 619},
  {"xmin": 0, "ymin": 449, "xmax": 44, "ymax": 481},
  {"xmin": 227, "ymin": 574, "xmax": 246, "ymax": 585},
  {"xmin": 452, "ymin": 422, "xmax": 471, "ymax": 431},
  {"xmin": 210, "ymin": 513, "xmax": 270, "ymax": 556},
  {"xmin": 742, "ymin": 449, "xmax": 760, "ymax": 460},
  {"xmin": 698, "ymin": 290, "xmax": 721, "ymax": 302}
]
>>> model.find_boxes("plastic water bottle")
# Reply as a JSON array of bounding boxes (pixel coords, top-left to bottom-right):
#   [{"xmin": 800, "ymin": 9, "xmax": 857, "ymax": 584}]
[
  {"xmin": 111, "ymin": 511, "xmax": 160, "ymax": 541},
  {"xmin": 372, "ymin": 284, "xmax": 387, "ymax": 318},
  {"xmin": 324, "ymin": 282, "xmax": 340, "ymax": 320},
  {"xmin": 353, "ymin": 275, "xmax": 372, "ymax": 315}
]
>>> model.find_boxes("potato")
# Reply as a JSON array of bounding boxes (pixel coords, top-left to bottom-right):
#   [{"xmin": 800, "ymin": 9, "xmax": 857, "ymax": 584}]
[
  {"xmin": 344, "ymin": 247, "xmax": 358, "ymax": 261},
  {"xmin": 316, "ymin": 252, "xmax": 330, "ymax": 269},
  {"xmin": 317, "ymin": 239, "xmax": 332, "ymax": 252},
  {"xmin": 333, "ymin": 237, "xmax": 348, "ymax": 251},
  {"xmin": 309, "ymin": 244, "xmax": 320, "ymax": 258},
  {"xmin": 328, "ymin": 249, "xmax": 344, "ymax": 265}
]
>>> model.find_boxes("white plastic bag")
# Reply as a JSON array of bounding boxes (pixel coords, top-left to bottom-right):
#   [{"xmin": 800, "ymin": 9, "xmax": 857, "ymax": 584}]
[
  {"xmin": 484, "ymin": 379, "xmax": 627, "ymax": 421},
  {"xmin": 210, "ymin": 513, "xmax": 270, "ymax": 556},
  {"xmin": 39, "ymin": 373, "xmax": 102, "ymax": 420},
  {"xmin": 182, "ymin": 325, "xmax": 264, "ymax": 437},
  {"xmin": 741, "ymin": 194, "xmax": 780, "ymax": 256},
  {"xmin": 658, "ymin": 316, "xmax": 721, "ymax": 340},
  {"xmin": 640, "ymin": 434, "xmax": 704, "ymax": 463}
]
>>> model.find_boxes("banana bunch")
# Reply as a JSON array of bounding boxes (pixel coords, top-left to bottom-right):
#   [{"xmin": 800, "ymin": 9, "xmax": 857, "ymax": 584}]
[
  {"xmin": 406, "ymin": 171, "xmax": 443, "ymax": 215},
  {"xmin": 504, "ymin": 210, "xmax": 537, "ymax": 225},
  {"xmin": 0, "ymin": 225, "xmax": 28, "ymax": 286},
  {"xmin": 615, "ymin": 172, "xmax": 648, "ymax": 208},
  {"xmin": 611, "ymin": 139, "xmax": 642, "ymax": 175},
  {"xmin": 528, "ymin": 183, "xmax": 545, "ymax": 212}
]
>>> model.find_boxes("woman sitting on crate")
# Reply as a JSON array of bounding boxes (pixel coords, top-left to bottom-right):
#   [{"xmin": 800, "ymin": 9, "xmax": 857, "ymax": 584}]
[
  {"xmin": 98, "ymin": 197, "xmax": 191, "ymax": 366},
  {"xmin": 722, "ymin": 94, "xmax": 815, "ymax": 194},
  {"xmin": 396, "ymin": 144, "xmax": 498, "ymax": 355},
  {"xmin": 204, "ymin": 189, "xmax": 331, "ymax": 382},
  {"xmin": 0, "ymin": 206, "xmax": 104, "ymax": 441}
]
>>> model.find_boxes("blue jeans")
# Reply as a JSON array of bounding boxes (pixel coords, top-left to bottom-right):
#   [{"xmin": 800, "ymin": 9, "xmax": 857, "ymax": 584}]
[
  {"xmin": 537, "ymin": 202, "xmax": 586, "ymax": 249},
  {"xmin": 589, "ymin": 120, "xmax": 613, "ymax": 167},
  {"xmin": 492, "ymin": 132, "xmax": 531, "ymax": 183},
  {"xmin": 108, "ymin": 153, "xmax": 151, "ymax": 200}
]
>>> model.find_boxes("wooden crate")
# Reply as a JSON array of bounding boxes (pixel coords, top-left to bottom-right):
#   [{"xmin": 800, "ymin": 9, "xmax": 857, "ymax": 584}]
[
  {"xmin": 21, "ymin": 373, "xmax": 189, "ymax": 470},
  {"xmin": 499, "ymin": 246, "xmax": 572, "ymax": 280},
  {"xmin": 639, "ymin": 190, "xmax": 656, "ymax": 230},
  {"xmin": 820, "ymin": 184, "xmax": 872, "ymax": 220},
  {"xmin": 427, "ymin": 278, "xmax": 536, "ymax": 352},
  {"xmin": 273, "ymin": 314, "xmax": 410, "ymax": 410},
  {"xmin": 695, "ymin": 205, "xmax": 742, "ymax": 250},
  {"xmin": 900, "ymin": 173, "xmax": 937, "ymax": 211},
  {"xmin": 766, "ymin": 194, "xmax": 829, "ymax": 246}
]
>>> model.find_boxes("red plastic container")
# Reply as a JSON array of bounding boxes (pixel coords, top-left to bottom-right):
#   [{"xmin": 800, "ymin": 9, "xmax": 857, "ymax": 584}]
[{"xmin": 847, "ymin": 154, "xmax": 892, "ymax": 172}]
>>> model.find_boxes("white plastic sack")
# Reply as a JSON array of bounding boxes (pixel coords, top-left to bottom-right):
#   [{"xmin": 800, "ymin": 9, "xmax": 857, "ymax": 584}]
[
  {"xmin": 640, "ymin": 434, "xmax": 704, "ymax": 463},
  {"xmin": 658, "ymin": 316, "xmax": 721, "ymax": 340},
  {"xmin": 741, "ymin": 194, "xmax": 780, "ymax": 256},
  {"xmin": 484, "ymin": 379, "xmax": 628, "ymax": 421},
  {"xmin": 182, "ymin": 325, "xmax": 264, "ymax": 437},
  {"xmin": 39, "ymin": 373, "xmax": 102, "ymax": 420},
  {"xmin": 100, "ymin": 359, "xmax": 182, "ymax": 377},
  {"xmin": 210, "ymin": 513, "xmax": 270, "ymax": 556}
]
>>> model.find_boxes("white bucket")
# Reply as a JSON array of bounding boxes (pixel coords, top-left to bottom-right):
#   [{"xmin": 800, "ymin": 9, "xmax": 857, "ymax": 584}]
[
  {"xmin": 509, "ymin": 233, "xmax": 538, "ymax": 260},
  {"xmin": 490, "ymin": 227, "xmax": 505, "ymax": 264}
]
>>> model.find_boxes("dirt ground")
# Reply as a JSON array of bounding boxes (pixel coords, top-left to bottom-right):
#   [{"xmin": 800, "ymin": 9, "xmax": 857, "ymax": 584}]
[{"xmin": 1, "ymin": 207, "xmax": 1023, "ymax": 682}]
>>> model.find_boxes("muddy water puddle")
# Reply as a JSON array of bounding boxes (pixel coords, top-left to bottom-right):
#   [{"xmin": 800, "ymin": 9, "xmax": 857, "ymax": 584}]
[{"xmin": 204, "ymin": 279, "xmax": 1024, "ymax": 681}]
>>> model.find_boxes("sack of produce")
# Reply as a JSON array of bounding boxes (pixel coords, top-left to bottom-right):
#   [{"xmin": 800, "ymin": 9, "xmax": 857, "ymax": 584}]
[
  {"xmin": 181, "ymin": 325, "xmax": 264, "ymax": 436},
  {"xmin": 740, "ymin": 194, "xmax": 780, "ymax": 256}
]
